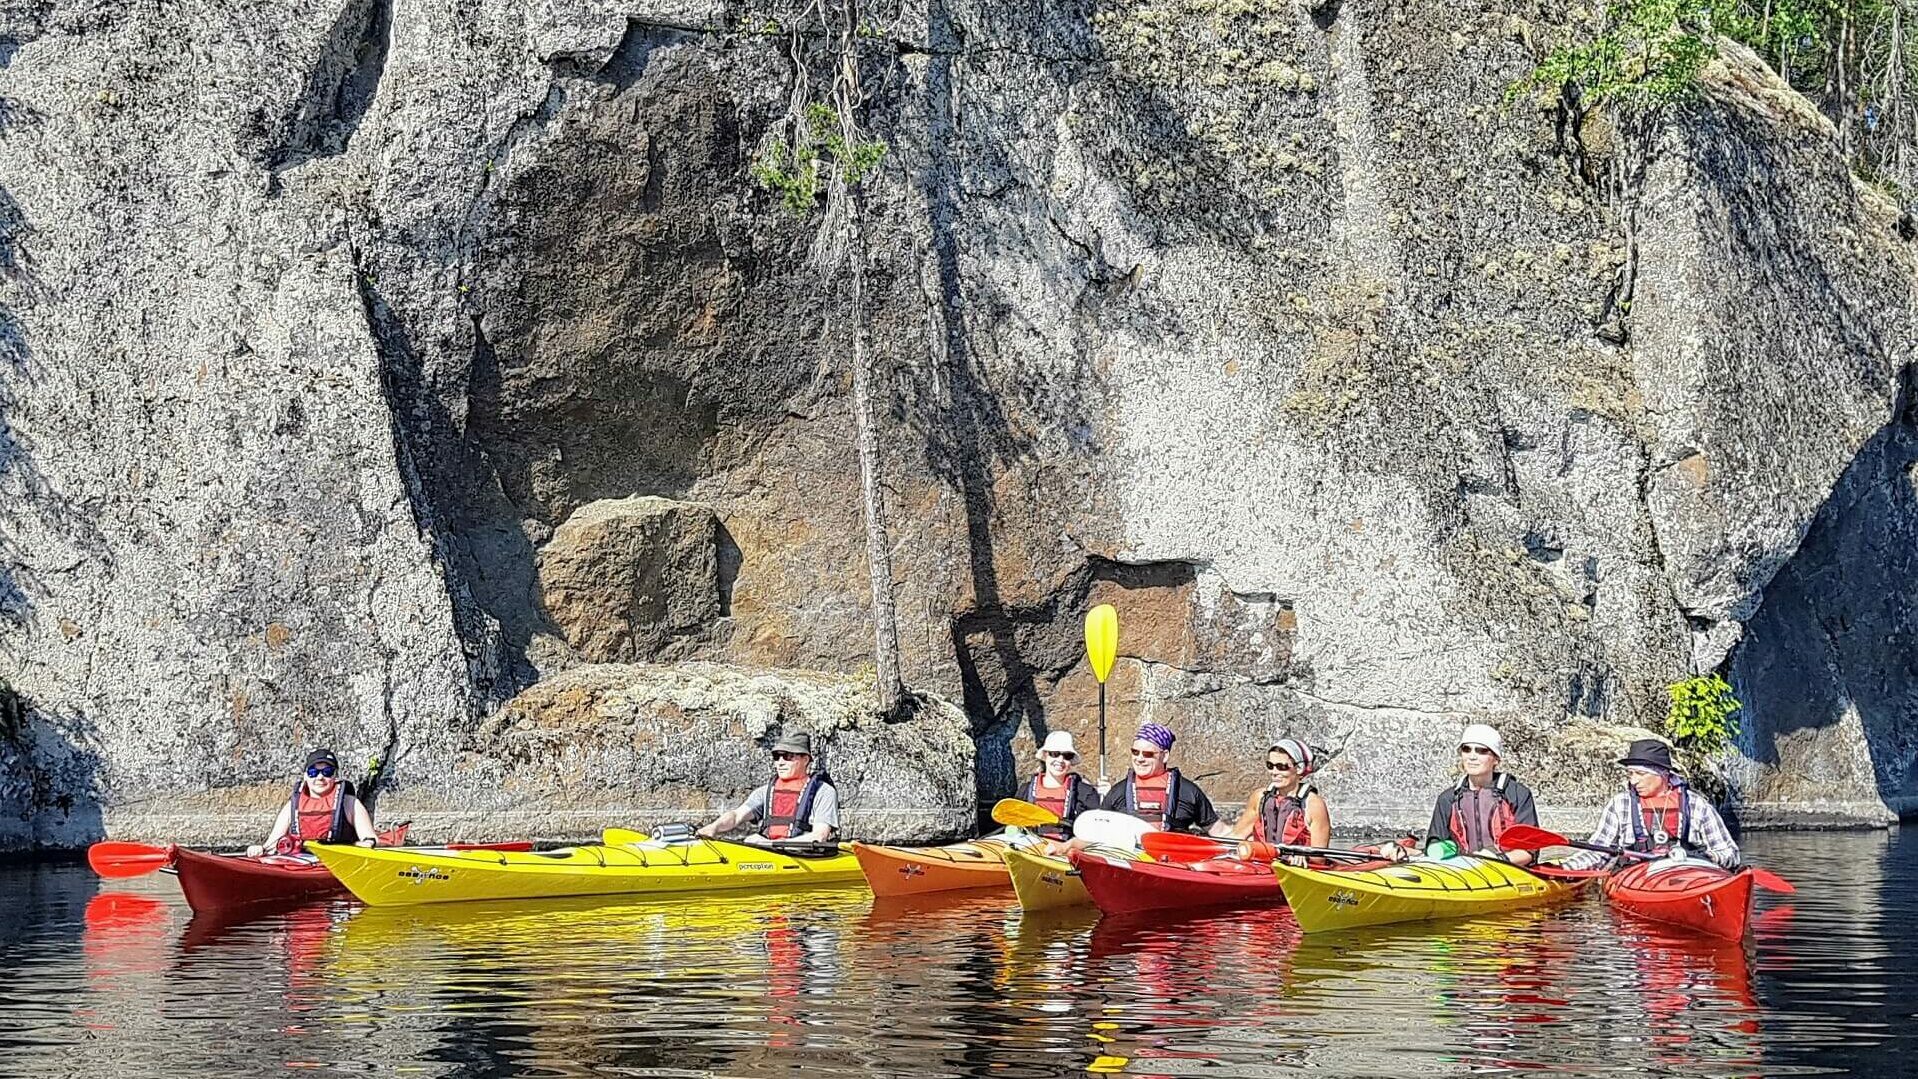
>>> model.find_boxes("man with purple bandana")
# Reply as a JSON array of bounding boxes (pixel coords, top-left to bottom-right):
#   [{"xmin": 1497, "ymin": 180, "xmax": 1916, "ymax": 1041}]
[{"xmin": 1099, "ymin": 722, "xmax": 1220, "ymax": 834}]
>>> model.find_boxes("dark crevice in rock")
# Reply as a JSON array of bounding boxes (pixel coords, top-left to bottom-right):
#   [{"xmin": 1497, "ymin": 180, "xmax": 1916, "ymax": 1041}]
[
  {"xmin": 1730, "ymin": 361, "xmax": 1918, "ymax": 812},
  {"xmin": 355, "ymin": 272, "xmax": 534, "ymax": 708},
  {"xmin": 261, "ymin": 0, "xmax": 392, "ymax": 185},
  {"xmin": 1309, "ymin": 0, "xmax": 1343, "ymax": 31},
  {"xmin": 714, "ymin": 521, "xmax": 741, "ymax": 617}
]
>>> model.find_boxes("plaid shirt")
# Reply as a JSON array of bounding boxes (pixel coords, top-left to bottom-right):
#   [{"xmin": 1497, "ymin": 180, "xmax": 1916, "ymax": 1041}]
[{"xmin": 1561, "ymin": 790, "xmax": 1741, "ymax": 870}]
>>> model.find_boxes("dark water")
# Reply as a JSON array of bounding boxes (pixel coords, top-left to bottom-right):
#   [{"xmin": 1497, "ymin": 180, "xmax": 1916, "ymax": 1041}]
[{"xmin": 0, "ymin": 831, "xmax": 1911, "ymax": 1077}]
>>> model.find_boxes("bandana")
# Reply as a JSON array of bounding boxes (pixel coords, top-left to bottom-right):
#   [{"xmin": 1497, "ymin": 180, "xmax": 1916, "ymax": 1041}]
[{"xmin": 1136, "ymin": 723, "xmax": 1176, "ymax": 752}]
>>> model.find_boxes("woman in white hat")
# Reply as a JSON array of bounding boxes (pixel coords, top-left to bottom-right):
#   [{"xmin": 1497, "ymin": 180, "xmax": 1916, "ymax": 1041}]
[
  {"xmin": 1388, "ymin": 723, "xmax": 1540, "ymax": 865},
  {"xmin": 1020, "ymin": 730, "xmax": 1101, "ymax": 834}
]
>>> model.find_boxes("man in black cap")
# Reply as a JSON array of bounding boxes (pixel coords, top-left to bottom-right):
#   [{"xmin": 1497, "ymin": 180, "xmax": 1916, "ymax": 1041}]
[
  {"xmin": 697, "ymin": 732, "xmax": 839, "ymax": 846},
  {"xmin": 247, "ymin": 748, "xmax": 381, "ymax": 857},
  {"xmin": 1560, "ymin": 738, "xmax": 1740, "ymax": 870}
]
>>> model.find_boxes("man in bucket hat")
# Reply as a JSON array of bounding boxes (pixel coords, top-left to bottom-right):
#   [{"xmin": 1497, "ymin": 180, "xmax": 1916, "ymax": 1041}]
[
  {"xmin": 1099, "ymin": 722, "xmax": 1220, "ymax": 834},
  {"xmin": 1560, "ymin": 737, "xmax": 1741, "ymax": 870},
  {"xmin": 698, "ymin": 732, "xmax": 839, "ymax": 845},
  {"xmin": 1019, "ymin": 730, "xmax": 1101, "ymax": 835}
]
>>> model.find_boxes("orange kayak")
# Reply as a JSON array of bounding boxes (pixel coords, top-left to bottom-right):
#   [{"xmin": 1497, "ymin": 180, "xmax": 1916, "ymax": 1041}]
[{"xmin": 851, "ymin": 839, "xmax": 1017, "ymax": 897}]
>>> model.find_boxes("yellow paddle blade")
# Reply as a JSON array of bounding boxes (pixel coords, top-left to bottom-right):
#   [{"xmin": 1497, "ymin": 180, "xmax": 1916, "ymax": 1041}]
[
  {"xmin": 991, "ymin": 798, "xmax": 1060, "ymax": 828},
  {"xmin": 601, "ymin": 827, "xmax": 651, "ymax": 846},
  {"xmin": 1085, "ymin": 604, "xmax": 1118, "ymax": 683}
]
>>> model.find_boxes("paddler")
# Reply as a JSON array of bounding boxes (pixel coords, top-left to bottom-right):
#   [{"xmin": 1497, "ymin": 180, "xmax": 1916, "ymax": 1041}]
[
  {"xmin": 1021, "ymin": 730, "xmax": 1100, "ymax": 837},
  {"xmin": 246, "ymin": 748, "xmax": 380, "ymax": 857},
  {"xmin": 1099, "ymin": 722, "xmax": 1219, "ymax": 834},
  {"xmin": 1388, "ymin": 723, "xmax": 1539, "ymax": 865},
  {"xmin": 1561, "ymin": 738, "xmax": 1741, "ymax": 870},
  {"xmin": 697, "ymin": 732, "xmax": 839, "ymax": 846},
  {"xmin": 1218, "ymin": 738, "xmax": 1332, "ymax": 849}
]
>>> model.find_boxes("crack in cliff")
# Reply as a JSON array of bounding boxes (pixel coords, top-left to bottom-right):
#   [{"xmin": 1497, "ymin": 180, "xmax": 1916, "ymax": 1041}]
[{"xmin": 262, "ymin": 0, "xmax": 391, "ymax": 186}]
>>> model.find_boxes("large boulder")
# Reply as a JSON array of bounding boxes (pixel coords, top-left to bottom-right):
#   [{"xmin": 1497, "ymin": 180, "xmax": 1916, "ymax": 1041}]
[{"xmin": 535, "ymin": 496, "xmax": 722, "ymax": 664}]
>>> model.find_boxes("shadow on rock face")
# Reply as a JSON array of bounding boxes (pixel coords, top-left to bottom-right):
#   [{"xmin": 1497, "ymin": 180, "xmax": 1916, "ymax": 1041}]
[
  {"xmin": 0, "ymin": 686, "xmax": 106, "ymax": 850},
  {"xmin": 1732, "ymin": 366, "xmax": 1918, "ymax": 819}
]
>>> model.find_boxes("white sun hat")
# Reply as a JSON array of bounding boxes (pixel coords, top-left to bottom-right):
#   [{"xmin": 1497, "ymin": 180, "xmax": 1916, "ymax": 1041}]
[
  {"xmin": 1037, "ymin": 730, "xmax": 1079, "ymax": 760},
  {"xmin": 1457, "ymin": 723, "xmax": 1506, "ymax": 760}
]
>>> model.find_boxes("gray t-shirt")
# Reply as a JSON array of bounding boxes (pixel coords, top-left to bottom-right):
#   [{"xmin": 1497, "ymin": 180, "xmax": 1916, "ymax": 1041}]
[{"xmin": 736, "ymin": 779, "xmax": 840, "ymax": 837}]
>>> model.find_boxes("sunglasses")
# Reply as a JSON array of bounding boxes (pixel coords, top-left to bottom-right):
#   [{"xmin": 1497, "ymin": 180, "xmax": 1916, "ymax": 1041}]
[
  {"xmin": 1131, "ymin": 749, "xmax": 1161, "ymax": 759},
  {"xmin": 305, "ymin": 765, "xmax": 336, "ymax": 778},
  {"xmin": 1266, "ymin": 761, "xmax": 1294, "ymax": 771},
  {"xmin": 1458, "ymin": 745, "xmax": 1494, "ymax": 757},
  {"xmin": 772, "ymin": 751, "xmax": 806, "ymax": 761},
  {"xmin": 1043, "ymin": 750, "xmax": 1076, "ymax": 760}
]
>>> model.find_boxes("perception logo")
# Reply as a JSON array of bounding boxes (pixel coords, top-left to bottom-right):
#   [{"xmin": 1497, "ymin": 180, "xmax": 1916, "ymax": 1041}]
[{"xmin": 399, "ymin": 866, "xmax": 451, "ymax": 885}]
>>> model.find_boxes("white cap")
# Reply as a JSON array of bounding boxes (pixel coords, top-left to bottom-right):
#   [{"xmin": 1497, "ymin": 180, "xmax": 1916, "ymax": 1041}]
[
  {"xmin": 1037, "ymin": 730, "xmax": 1079, "ymax": 760},
  {"xmin": 1458, "ymin": 723, "xmax": 1505, "ymax": 760}
]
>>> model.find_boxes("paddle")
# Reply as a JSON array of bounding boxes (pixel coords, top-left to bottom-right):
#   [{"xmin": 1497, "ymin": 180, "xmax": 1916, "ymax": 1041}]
[
  {"xmin": 87, "ymin": 841, "xmax": 178, "ymax": 878},
  {"xmin": 1072, "ymin": 809, "xmax": 1155, "ymax": 849},
  {"xmin": 1085, "ymin": 603, "xmax": 1118, "ymax": 789},
  {"xmin": 990, "ymin": 797, "xmax": 1061, "ymax": 829},
  {"xmin": 1501, "ymin": 824, "xmax": 1797, "ymax": 895}
]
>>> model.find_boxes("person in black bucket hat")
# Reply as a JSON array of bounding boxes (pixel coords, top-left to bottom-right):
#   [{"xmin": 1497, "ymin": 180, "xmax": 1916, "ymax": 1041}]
[{"xmin": 1559, "ymin": 737, "xmax": 1741, "ymax": 870}]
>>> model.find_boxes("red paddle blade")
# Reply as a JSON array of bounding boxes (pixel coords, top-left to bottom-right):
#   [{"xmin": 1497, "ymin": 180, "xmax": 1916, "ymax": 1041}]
[
  {"xmin": 1139, "ymin": 832, "xmax": 1231, "ymax": 861},
  {"xmin": 1498, "ymin": 824, "xmax": 1570, "ymax": 849},
  {"xmin": 86, "ymin": 842, "xmax": 176, "ymax": 878},
  {"xmin": 1750, "ymin": 866, "xmax": 1796, "ymax": 894}
]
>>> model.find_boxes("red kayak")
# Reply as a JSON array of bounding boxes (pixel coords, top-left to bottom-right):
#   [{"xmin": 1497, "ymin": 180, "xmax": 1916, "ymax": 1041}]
[
  {"xmin": 170, "ymin": 823, "xmax": 414, "ymax": 913},
  {"xmin": 1603, "ymin": 859, "xmax": 1755, "ymax": 941},
  {"xmin": 1072, "ymin": 849, "xmax": 1288, "ymax": 916}
]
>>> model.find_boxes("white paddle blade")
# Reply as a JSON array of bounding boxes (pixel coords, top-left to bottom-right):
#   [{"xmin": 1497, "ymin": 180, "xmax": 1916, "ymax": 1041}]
[{"xmin": 1072, "ymin": 809, "xmax": 1156, "ymax": 849}]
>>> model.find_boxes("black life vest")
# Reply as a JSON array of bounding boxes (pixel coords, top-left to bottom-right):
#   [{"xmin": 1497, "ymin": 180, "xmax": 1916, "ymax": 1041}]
[
  {"xmin": 1257, "ymin": 784, "xmax": 1318, "ymax": 846},
  {"xmin": 760, "ymin": 771, "xmax": 832, "ymax": 840},
  {"xmin": 1024, "ymin": 772, "xmax": 1083, "ymax": 824},
  {"xmin": 1627, "ymin": 784, "xmax": 1692, "ymax": 853},
  {"xmin": 1446, "ymin": 773, "xmax": 1517, "ymax": 852}
]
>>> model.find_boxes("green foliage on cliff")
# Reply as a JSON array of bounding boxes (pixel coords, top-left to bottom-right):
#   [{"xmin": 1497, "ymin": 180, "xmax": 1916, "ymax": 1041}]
[
  {"xmin": 1519, "ymin": 1, "xmax": 1918, "ymax": 192},
  {"xmin": 1513, "ymin": 0, "xmax": 1730, "ymax": 108},
  {"xmin": 752, "ymin": 102, "xmax": 888, "ymax": 215},
  {"xmin": 1663, "ymin": 674, "xmax": 1744, "ymax": 756}
]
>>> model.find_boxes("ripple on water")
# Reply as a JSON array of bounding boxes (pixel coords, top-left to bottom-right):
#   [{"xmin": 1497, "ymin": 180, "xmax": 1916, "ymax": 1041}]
[{"xmin": 0, "ymin": 831, "xmax": 1911, "ymax": 1076}]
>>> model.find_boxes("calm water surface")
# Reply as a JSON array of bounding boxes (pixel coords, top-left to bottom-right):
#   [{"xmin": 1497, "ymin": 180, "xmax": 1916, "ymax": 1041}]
[{"xmin": 0, "ymin": 831, "xmax": 1912, "ymax": 1077}]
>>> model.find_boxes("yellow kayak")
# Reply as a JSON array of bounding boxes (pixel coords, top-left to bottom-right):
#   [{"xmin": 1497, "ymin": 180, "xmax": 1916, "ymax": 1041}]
[
  {"xmin": 309, "ymin": 837, "xmax": 865, "ymax": 906},
  {"xmin": 1272, "ymin": 856, "xmax": 1595, "ymax": 933},
  {"xmin": 1004, "ymin": 844, "xmax": 1141, "ymax": 912}
]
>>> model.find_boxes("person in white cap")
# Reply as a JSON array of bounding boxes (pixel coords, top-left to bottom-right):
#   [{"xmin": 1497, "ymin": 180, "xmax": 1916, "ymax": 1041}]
[
  {"xmin": 1217, "ymin": 738, "xmax": 1332, "ymax": 849},
  {"xmin": 1019, "ymin": 730, "xmax": 1101, "ymax": 836},
  {"xmin": 1388, "ymin": 723, "xmax": 1539, "ymax": 865}
]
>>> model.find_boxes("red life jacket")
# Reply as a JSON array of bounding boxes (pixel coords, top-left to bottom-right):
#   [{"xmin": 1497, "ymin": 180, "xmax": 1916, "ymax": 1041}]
[
  {"xmin": 275, "ymin": 780, "xmax": 354, "ymax": 855},
  {"xmin": 1255, "ymin": 784, "xmax": 1317, "ymax": 846},
  {"xmin": 1131, "ymin": 772, "xmax": 1171, "ymax": 823},
  {"xmin": 1446, "ymin": 773, "xmax": 1517, "ymax": 853},
  {"xmin": 761, "ymin": 772, "xmax": 830, "ymax": 840},
  {"xmin": 1024, "ymin": 772, "xmax": 1082, "ymax": 823},
  {"xmin": 1627, "ymin": 785, "xmax": 1692, "ymax": 853}
]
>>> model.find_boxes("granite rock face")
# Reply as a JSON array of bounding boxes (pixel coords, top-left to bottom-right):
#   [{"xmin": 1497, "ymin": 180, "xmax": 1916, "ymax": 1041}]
[{"xmin": 0, "ymin": 0, "xmax": 1913, "ymax": 847}]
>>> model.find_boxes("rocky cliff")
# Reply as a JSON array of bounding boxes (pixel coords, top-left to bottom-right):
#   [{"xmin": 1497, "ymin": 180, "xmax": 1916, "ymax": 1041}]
[{"xmin": 0, "ymin": 0, "xmax": 1912, "ymax": 848}]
